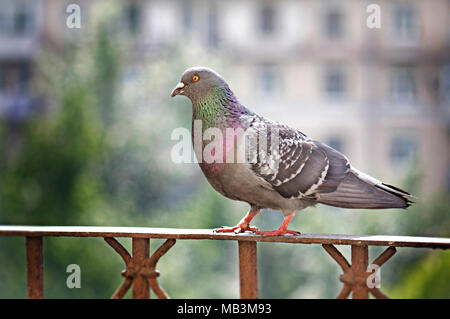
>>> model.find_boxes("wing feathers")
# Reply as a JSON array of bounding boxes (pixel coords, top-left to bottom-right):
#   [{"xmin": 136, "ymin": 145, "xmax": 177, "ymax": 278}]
[
  {"xmin": 317, "ymin": 170, "xmax": 413, "ymax": 209},
  {"xmin": 247, "ymin": 116, "xmax": 413, "ymax": 210}
]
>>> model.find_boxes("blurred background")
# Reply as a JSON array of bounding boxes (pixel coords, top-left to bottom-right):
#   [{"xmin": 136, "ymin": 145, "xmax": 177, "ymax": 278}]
[{"xmin": 0, "ymin": 0, "xmax": 449, "ymax": 298}]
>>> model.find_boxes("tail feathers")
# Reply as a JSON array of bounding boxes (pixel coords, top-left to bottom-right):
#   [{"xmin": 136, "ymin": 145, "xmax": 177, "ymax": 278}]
[{"xmin": 317, "ymin": 168, "xmax": 413, "ymax": 209}]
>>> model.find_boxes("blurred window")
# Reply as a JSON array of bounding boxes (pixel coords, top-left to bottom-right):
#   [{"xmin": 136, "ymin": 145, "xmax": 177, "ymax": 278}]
[
  {"xmin": 182, "ymin": 2, "xmax": 193, "ymax": 32},
  {"xmin": 447, "ymin": 167, "xmax": 450, "ymax": 193},
  {"xmin": 12, "ymin": 2, "xmax": 29, "ymax": 35},
  {"xmin": 326, "ymin": 137, "xmax": 344, "ymax": 153},
  {"xmin": 0, "ymin": 62, "xmax": 30, "ymax": 93},
  {"xmin": 258, "ymin": 65, "xmax": 280, "ymax": 97},
  {"xmin": 442, "ymin": 64, "xmax": 450, "ymax": 102},
  {"xmin": 0, "ymin": 64, "xmax": 15, "ymax": 93},
  {"xmin": 390, "ymin": 134, "xmax": 417, "ymax": 165},
  {"xmin": 18, "ymin": 62, "xmax": 30, "ymax": 91},
  {"xmin": 324, "ymin": 66, "xmax": 346, "ymax": 99},
  {"xmin": 390, "ymin": 67, "xmax": 417, "ymax": 104},
  {"xmin": 323, "ymin": 8, "xmax": 344, "ymax": 39},
  {"xmin": 0, "ymin": 67, "xmax": 4, "ymax": 92},
  {"xmin": 260, "ymin": 3, "xmax": 276, "ymax": 35},
  {"xmin": 393, "ymin": 4, "xmax": 419, "ymax": 42},
  {"xmin": 208, "ymin": 4, "xmax": 219, "ymax": 48},
  {"xmin": 124, "ymin": 2, "xmax": 141, "ymax": 35},
  {"xmin": 0, "ymin": 0, "xmax": 34, "ymax": 36}
]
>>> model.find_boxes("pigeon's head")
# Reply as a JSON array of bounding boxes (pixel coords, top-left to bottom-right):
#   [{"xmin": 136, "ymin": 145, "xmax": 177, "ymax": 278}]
[{"xmin": 170, "ymin": 67, "xmax": 228, "ymax": 102}]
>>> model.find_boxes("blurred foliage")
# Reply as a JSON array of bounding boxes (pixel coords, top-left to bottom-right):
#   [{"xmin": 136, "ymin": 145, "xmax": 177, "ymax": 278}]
[
  {"xmin": 0, "ymin": 10, "xmax": 449, "ymax": 299},
  {"xmin": 387, "ymin": 250, "xmax": 450, "ymax": 299}
]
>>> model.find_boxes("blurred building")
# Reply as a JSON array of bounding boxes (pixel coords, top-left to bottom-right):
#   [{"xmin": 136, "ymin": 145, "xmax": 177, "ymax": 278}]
[
  {"xmin": 0, "ymin": 0, "xmax": 43, "ymax": 120},
  {"xmin": 0, "ymin": 0, "xmax": 449, "ymax": 196}
]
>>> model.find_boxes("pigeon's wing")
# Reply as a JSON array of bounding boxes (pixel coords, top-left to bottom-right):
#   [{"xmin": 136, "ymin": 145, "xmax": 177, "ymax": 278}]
[
  {"xmin": 316, "ymin": 167, "xmax": 413, "ymax": 209},
  {"xmin": 248, "ymin": 122, "xmax": 350, "ymax": 199},
  {"xmin": 248, "ymin": 121, "xmax": 412, "ymax": 208}
]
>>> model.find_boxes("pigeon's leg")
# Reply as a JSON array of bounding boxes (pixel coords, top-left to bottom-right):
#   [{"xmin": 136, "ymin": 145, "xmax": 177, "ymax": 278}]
[
  {"xmin": 214, "ymin": 208, "xmax": 260, "ymax": 234},
  {"xmin": 256, "ymin": 211, "xmax": 299, "ymax": 236}
]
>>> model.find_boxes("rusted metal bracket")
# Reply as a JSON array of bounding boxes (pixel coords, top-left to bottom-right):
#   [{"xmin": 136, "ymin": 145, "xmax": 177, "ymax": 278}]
[
  {"xmin": 322, "ymin": 244, "xmax": 396, "ymax": 299},
  {"xmin": 104, "ymin": 237, "xmax": 175, "ymax": 299},
  {"xmin": 26, "ymin": 236, "xmax": 44, "ymax": 299},
  {"xmin": 7, "ymin": 226, "xmax": 446, "ymax": 299},
  {"xmin": 238, "ymin": 241, "xmax": 258, "ymax": 299}
]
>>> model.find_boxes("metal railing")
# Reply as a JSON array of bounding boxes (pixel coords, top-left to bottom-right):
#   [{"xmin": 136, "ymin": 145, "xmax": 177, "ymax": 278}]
[{"xmin": 0, "ymin": 225, "xmax": 449, "ymax": 299}]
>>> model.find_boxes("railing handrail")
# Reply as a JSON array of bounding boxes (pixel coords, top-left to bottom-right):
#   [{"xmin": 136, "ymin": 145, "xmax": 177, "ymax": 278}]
[
  {"xmin": 0, "ymin": 225, "xmax": 449, "ymax": 249},
  {"xmin": 1, "ymin": 225, "xmax": 449, "ymax": 299}
]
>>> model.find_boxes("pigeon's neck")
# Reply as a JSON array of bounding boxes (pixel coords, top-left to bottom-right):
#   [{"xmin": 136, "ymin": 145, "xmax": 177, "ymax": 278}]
[
  {"xmin": 191, "ymin": 87, "xmax": 251, "ymax": 175},
  {"xmin": 192, "ymin": 86, "xmax": 249, "ymax": 130}
]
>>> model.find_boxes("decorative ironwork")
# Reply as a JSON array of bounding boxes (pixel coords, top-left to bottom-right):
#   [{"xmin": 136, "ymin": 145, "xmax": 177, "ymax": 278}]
[
  {"xmin": 104, "ymin": 237, "xmax": 176, "ymax": 299},
  {"xmin": 323, "ymin": 244, "xmax": 396, "ymax": 298},
  {"xmin": 0, "ymin": 226, "xmax": 449, "ymax": 299}
]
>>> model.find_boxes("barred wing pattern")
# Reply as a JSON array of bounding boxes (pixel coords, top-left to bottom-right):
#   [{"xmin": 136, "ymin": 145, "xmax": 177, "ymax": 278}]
[
  {"xmin": 247, "ymin": 116, "xmax": 411, "ymax": 209},
  {"xmin": 247, "ymin": 117, "xmax": 349, "ymax": 199}
]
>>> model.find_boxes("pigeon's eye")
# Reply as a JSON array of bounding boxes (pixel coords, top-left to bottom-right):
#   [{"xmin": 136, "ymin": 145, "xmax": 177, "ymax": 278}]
[{"xmin": 192, "ymin": 74, "xmax": 199, "ymax": 82}]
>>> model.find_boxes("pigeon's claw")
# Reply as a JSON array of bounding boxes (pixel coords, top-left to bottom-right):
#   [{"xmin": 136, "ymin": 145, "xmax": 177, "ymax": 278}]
[
  {"xmin": 255, "ymin": 211, "xmax": 299, "ymax": 236},
  {"xmin": 214, "ymin": 223, "xmax": 258, "ymax": 234},
  {"xmin": 255, "ymin": 229, "xmax": 300, "ymax": 236},
  {"xmin": 214, "ymin": 209, "xmax": 261, "ymax": 234},
  {"xmin": 245, "ymin": 225, "xmax": 259, "ymax": 232}
]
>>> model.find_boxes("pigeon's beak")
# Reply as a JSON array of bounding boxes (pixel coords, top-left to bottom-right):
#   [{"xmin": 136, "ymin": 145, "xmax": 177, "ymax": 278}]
[{"xmin": 170, "ymin": 82, "xmax": 185, "ymax": 98}]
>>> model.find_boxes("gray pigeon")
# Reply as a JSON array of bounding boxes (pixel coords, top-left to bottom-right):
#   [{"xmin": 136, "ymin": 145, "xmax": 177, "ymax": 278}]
[{"xmin": 170, "ymin": 67, "xmax": 413, "ymax": 236}]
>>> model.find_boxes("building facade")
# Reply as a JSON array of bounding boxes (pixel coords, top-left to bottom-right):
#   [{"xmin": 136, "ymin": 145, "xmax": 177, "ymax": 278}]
[{"xmin": 1, "ymin": 0, "xmax": 449, "ymax": 196}]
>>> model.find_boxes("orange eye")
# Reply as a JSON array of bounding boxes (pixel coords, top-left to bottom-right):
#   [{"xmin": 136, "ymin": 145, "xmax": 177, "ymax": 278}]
[{"xmin": 192, "ymin": 75, "xmax": 199, "ymax": 82}]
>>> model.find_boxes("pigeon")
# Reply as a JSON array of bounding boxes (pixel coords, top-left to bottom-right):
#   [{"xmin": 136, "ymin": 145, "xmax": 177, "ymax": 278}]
[{"xmin": 170, "ymin": 66, "xmax": 413, "ymax": 236}]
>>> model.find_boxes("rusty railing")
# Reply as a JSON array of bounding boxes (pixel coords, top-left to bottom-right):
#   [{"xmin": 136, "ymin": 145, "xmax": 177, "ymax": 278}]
[{"xmin": 0, "ymin": 226, "xmax": 449, "ymax": 299}]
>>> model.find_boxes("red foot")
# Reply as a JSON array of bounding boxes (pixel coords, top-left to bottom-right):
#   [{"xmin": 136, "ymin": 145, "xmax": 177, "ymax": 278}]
[
  {"xmin": 214, "ymin": 223, "xmax": 259, "ymax": 234},
  {"xmin": 215, "ymin": 209, "xmax": 260, "ymax": 234},
  {"xmin": 255, "ymin": 229, "xmax": 300, "ymax": 236}
]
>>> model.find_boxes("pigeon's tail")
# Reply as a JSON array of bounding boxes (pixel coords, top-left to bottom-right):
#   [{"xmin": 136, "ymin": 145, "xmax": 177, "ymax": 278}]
[{"xmin": 317, "ymin": 168, "xmax": 413, "ymax": 209}]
